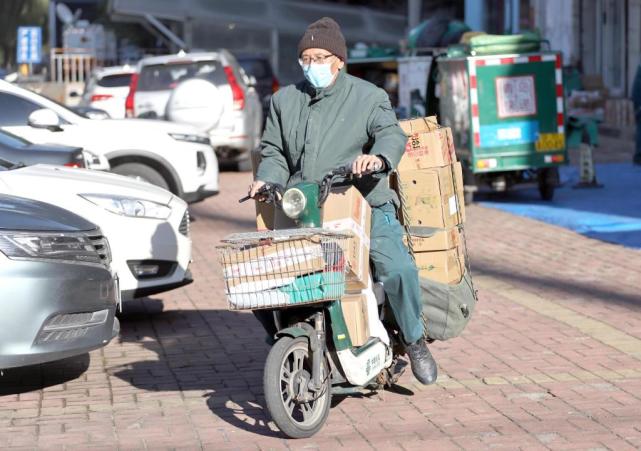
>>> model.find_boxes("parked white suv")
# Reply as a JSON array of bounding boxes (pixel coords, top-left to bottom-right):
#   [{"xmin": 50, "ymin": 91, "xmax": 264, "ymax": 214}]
[
  {"xmin": 79, "ymin": 65, "xmax": 135, "ymax": 119},
  {"xmin": 0, "ymin": 80, "xmax": 219, "ymax": 203},
  {"xmin": 126, "ymin": 51, "xmax": 262, "ymax": 169},
  {"xmin": 0, "ymin": 158, "xmax": 192, "ymax": 301}
]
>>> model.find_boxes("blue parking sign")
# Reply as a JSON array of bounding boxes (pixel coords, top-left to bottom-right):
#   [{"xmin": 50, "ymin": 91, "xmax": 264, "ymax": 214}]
[{"xmin": 16, "ymin": 26, "xmax": 42, "ymax": 64}]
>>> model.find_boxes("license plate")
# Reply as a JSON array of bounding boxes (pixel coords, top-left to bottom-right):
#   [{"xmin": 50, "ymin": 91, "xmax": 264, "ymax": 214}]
[{"xmin": 536, "ymin": 133, "xmax": 565, "ymax": 152}]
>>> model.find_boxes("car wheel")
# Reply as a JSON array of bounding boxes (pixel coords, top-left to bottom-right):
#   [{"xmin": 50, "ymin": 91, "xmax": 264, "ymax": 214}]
[{"xmin": 111, "ymin": 163, "xmax": 170, "ymax": 191}]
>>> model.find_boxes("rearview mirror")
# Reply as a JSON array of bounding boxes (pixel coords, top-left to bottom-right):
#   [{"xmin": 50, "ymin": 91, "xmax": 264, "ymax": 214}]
[{"xmin": 28, "ymin": 109, "xmax": 62, "ymax": 131}]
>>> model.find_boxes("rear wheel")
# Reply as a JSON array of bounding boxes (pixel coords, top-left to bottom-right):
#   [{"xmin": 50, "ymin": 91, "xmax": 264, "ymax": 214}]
[
  {"xmin": 111, "ymin": 163, "xmax": 170, "ymax": 191},
  {"xmin": 263, "ymin": 336, "xmax": 331, "ymax": 439},
  {"xmin": 538, "ymin": 168, "xmax": 557, "ymax": 201}
]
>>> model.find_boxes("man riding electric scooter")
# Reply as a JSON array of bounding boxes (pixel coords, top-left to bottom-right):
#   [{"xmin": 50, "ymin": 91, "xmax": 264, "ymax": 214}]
[{"xmin": 248, "ymin": 17, "xmax": 437, "ymax": 385}]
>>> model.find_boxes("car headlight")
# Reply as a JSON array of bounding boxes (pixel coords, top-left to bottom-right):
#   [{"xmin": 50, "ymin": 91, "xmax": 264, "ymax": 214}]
[
  {"xmin": 168, "ymin": 133, "xmax": 210, "ymax": 145},
  {"xmin": 282, "ymin": 188, "xmax": 306, "ymax": 219},
  {"xmin": 80, "ymin": 194, "xmax": 171, "ymax": 219},
  {"xmin": 0, "ymin": 232, "xmax": 102, "ymax": 265}
]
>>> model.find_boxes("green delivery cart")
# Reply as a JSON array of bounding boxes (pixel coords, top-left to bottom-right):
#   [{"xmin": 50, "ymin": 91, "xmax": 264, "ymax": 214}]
[{"xmin": 431, "ymin": 51, "xmax": 567, "ymax": 201}]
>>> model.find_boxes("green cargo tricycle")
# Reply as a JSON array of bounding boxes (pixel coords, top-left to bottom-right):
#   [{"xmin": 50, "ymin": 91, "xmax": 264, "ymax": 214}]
[{"xmin": 429, "ymin": 45, "xmax": 568, "ymax": 201}]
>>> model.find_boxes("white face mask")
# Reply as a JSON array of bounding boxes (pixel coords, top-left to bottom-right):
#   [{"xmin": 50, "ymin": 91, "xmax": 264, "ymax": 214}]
[{"xmin": 302, "ymin": 63, "xmax": 335, "ymax": 89}]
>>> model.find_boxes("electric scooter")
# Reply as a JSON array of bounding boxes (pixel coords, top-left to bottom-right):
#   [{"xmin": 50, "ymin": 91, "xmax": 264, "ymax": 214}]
[{"xmin": 221, "ymin": 165, "xmax": 408, "ymax": 438}]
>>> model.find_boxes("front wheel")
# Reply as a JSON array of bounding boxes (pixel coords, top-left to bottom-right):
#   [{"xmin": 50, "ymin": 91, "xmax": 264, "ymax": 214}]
[
  {"xmin": 263, "ymin": 336, "xmax": 331, "ymax": 439},
  {"xmin": 111, "ymin": 163, "xmax": 170, "ymax": 191}
]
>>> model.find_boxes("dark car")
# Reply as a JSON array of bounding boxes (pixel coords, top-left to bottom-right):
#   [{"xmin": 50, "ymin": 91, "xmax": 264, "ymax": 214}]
[
  {"xmin": 0, "ymin": 129, "xmax": 86, "ymax": 168},
  {"xmin": 0, "ymin": 192, "xmax": 119, "ymax": 369},
  {"xmin": 236, "ymin": 55, "xmax": 279, "ymax": 117}
]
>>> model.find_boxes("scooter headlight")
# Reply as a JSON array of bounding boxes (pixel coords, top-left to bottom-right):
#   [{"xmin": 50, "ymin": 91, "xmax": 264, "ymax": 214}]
[{"xmin": 282, "ymin": 188, "xmax": 306, "ymax": 219}]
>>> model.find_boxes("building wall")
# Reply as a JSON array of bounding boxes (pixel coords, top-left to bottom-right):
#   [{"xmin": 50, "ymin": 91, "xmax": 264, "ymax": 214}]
[
  {"xmin": 629, "ymin": 0, "xmax": 641, "ymax": 91},
  {"xmin": 531, "ymin": 0, "xmax": 579, "ymax": 66},
  {"xmin": 531, "ymin": 0, "xmax": 638, "ymax": 97},
  {"xmin": 110, "ymin": 0, "xmax": 407, "ymax": 84}
]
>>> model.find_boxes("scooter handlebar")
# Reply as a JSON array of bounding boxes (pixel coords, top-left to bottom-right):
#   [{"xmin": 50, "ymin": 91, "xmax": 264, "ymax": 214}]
[{"xmin": 239, "ymin": 183, "xmax": 284, "ymax": 204}]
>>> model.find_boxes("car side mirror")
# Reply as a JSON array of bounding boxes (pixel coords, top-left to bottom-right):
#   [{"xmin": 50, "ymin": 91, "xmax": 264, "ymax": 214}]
[
  {"xmin": 247, "ymin": 75, "xmax": 257, "ymax": 87},
  {"xmin": 28, "ymin": 109, "xmax": 63, "ymax": 131}
]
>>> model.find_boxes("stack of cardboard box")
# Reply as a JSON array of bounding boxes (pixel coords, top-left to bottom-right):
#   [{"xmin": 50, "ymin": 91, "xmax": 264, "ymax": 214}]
[{"xmin": 394, "ymin": 117, "xmax": 466, "ymax": 285}]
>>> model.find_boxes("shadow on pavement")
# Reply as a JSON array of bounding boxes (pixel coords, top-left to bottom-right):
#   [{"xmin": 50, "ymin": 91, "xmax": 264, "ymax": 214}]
[
  {"xmin": 112, "ymin": 297, "xmax": 285, "ymax": 437},
  {"xmin": 475, "ymin": 262, "xmax": 641, "ymax": 310},
  {"xmin": 0, "ymin": 353, "xmax": 90, "ymax": 395},
  {"xmin": 477, "ymin": 164, "xmax": 641, "ymax": 249},
  {"xmin": 111, "ymin": 297, "xmax": 416, "ymax": 438}
]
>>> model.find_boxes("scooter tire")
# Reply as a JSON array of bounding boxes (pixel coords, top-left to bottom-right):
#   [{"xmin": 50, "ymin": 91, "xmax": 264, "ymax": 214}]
[{"xmin": 263, "ymin": 336, "xmax": 331, "ymax": 439}]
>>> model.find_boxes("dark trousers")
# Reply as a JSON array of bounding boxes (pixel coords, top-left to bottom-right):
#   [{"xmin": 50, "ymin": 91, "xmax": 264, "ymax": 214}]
[{"xmin": 369, "ymin": 203, "xmax": 424, "ymax": 344}]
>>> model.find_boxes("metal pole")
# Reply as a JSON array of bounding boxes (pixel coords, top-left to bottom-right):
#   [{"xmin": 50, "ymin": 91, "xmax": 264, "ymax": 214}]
[
  {"xmin": 183, "ymin": 18, "xmax": 193, "ymax": 52},
  {"xmin": 48, "ymin": 0, "xmax": 57, "ymax": 52},
  {"xmin": 465, "ymin": 0, "xmax": 485, "ymax": 31},
  {"xmin": 504, "ymin": 0, "xmax": 512, "ymax": 33},
  {"xmin": 512, "ymin": 0, "xmax": 521, "ymax": 34},
  {"xmin": 408, "ymin": 0, "xmax": 422, "ymax": 32},
  {"xmin": 271, "ymin": 28, "xmax": 279, "ymax": 79}
]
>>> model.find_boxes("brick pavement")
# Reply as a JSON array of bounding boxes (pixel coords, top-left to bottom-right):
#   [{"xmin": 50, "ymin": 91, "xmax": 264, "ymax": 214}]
[{"xmin": 1, "ymin": 167, "xmax": 641, "ymax": 450}]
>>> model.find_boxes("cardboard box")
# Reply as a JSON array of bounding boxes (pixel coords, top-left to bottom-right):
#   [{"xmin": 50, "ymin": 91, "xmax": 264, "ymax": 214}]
[
  {"xmin": 395, "ymin": 162, "xmax": 465, "ymax": 228},
  {"xmin": 403, "ymin": 226, "xmax": 461, "ymax": 252},
  {"xmin": 581, "ymin": 74, "xmax": 605, "ymax": 91},
  {"xmin": 398, "ymin": 117, "xmax": 457, "ymax": 171},
  {"xmin": 340, "ymin": 292, "xmax": 370, "ymax": 347},
  {"xmin": 223, "ymin": 239, "xmax": 325, "ymax": 289},
  {"xmin": 252, "ymin": 182, "xmax": 371, "ymax": 289},
  {"xmin": 415, "ymin": 246, "xmax": 465, "ymax": 285},
  {"xmin": 250, "ymin": 149, "xmax": 276, "ymax": 230},
  {"xmin": 322, "ymin": 186, "xmax": 371, "ymax": 291}
]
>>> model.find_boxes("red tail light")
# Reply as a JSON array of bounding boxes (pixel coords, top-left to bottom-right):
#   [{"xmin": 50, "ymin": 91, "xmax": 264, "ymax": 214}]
[
  {"xmin": 125, "ymin": 73, "xmax": 139, "ymax": 118},
  {"xmin": 64, "ymin": 162, "xmax": 83, "ymax": 168},
  {"xmin": 272, "ymin": 77, "xmax": 280, "ymax": 94},
  {"xmin": 91, "ymin": 94, "xmax": 113, "ymax": 102},
  {"xmin": 223, "ymin": 66, "xmax": 245, "ymax": 110}
]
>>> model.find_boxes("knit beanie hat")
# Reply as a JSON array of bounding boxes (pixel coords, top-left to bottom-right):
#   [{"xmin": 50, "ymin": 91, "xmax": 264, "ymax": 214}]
[{"xmin": 298, "ymin": 17, "xmax": 347, "ymax": 61}]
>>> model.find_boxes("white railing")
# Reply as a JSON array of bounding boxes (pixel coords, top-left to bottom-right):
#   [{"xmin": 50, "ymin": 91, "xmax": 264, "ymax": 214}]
[{"xmin": 50, "ymin": 48, "xmax": 97, "ymax": 83}]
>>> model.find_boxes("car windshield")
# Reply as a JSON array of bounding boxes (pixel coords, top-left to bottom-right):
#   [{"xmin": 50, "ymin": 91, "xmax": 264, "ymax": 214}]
[
  {"xmin": 137, "ymin": 60, "xmax": 227, "ymax": 91},
  {"xmin": 0, "ymin": 129, "xmax": 30, "ymax": 148},
  {"xmin": 97, "ymin": 73, "xmax": 132, "ymax": 88}
]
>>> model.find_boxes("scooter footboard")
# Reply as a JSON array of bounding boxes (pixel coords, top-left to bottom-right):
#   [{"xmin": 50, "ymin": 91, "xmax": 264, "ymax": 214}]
[{"xmin": 336, "ymin": 339, "xmax": 392, "ymax": 386}]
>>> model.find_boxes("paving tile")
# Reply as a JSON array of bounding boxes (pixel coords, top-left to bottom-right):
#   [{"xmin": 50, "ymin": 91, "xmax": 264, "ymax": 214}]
[{"xmin": 1, "ymin": 161, "xmax": 640, "ymax": 448}]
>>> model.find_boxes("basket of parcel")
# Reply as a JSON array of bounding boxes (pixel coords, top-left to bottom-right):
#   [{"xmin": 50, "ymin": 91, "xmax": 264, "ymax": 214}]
[{"xmin": 217, "ymin": 228, "xmax": 352, "ymax": 310}]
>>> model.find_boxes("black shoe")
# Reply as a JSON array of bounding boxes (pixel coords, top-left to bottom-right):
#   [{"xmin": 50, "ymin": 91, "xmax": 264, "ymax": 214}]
[{"xmin": 406, "ymin": 339, "xmax": 438, "ymax": 385}]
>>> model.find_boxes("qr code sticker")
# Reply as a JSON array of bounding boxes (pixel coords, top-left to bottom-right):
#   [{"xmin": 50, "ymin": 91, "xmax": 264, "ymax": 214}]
[{"xmin": 495, "ymin": 76, "xmax": 537, "ymax": 118}]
